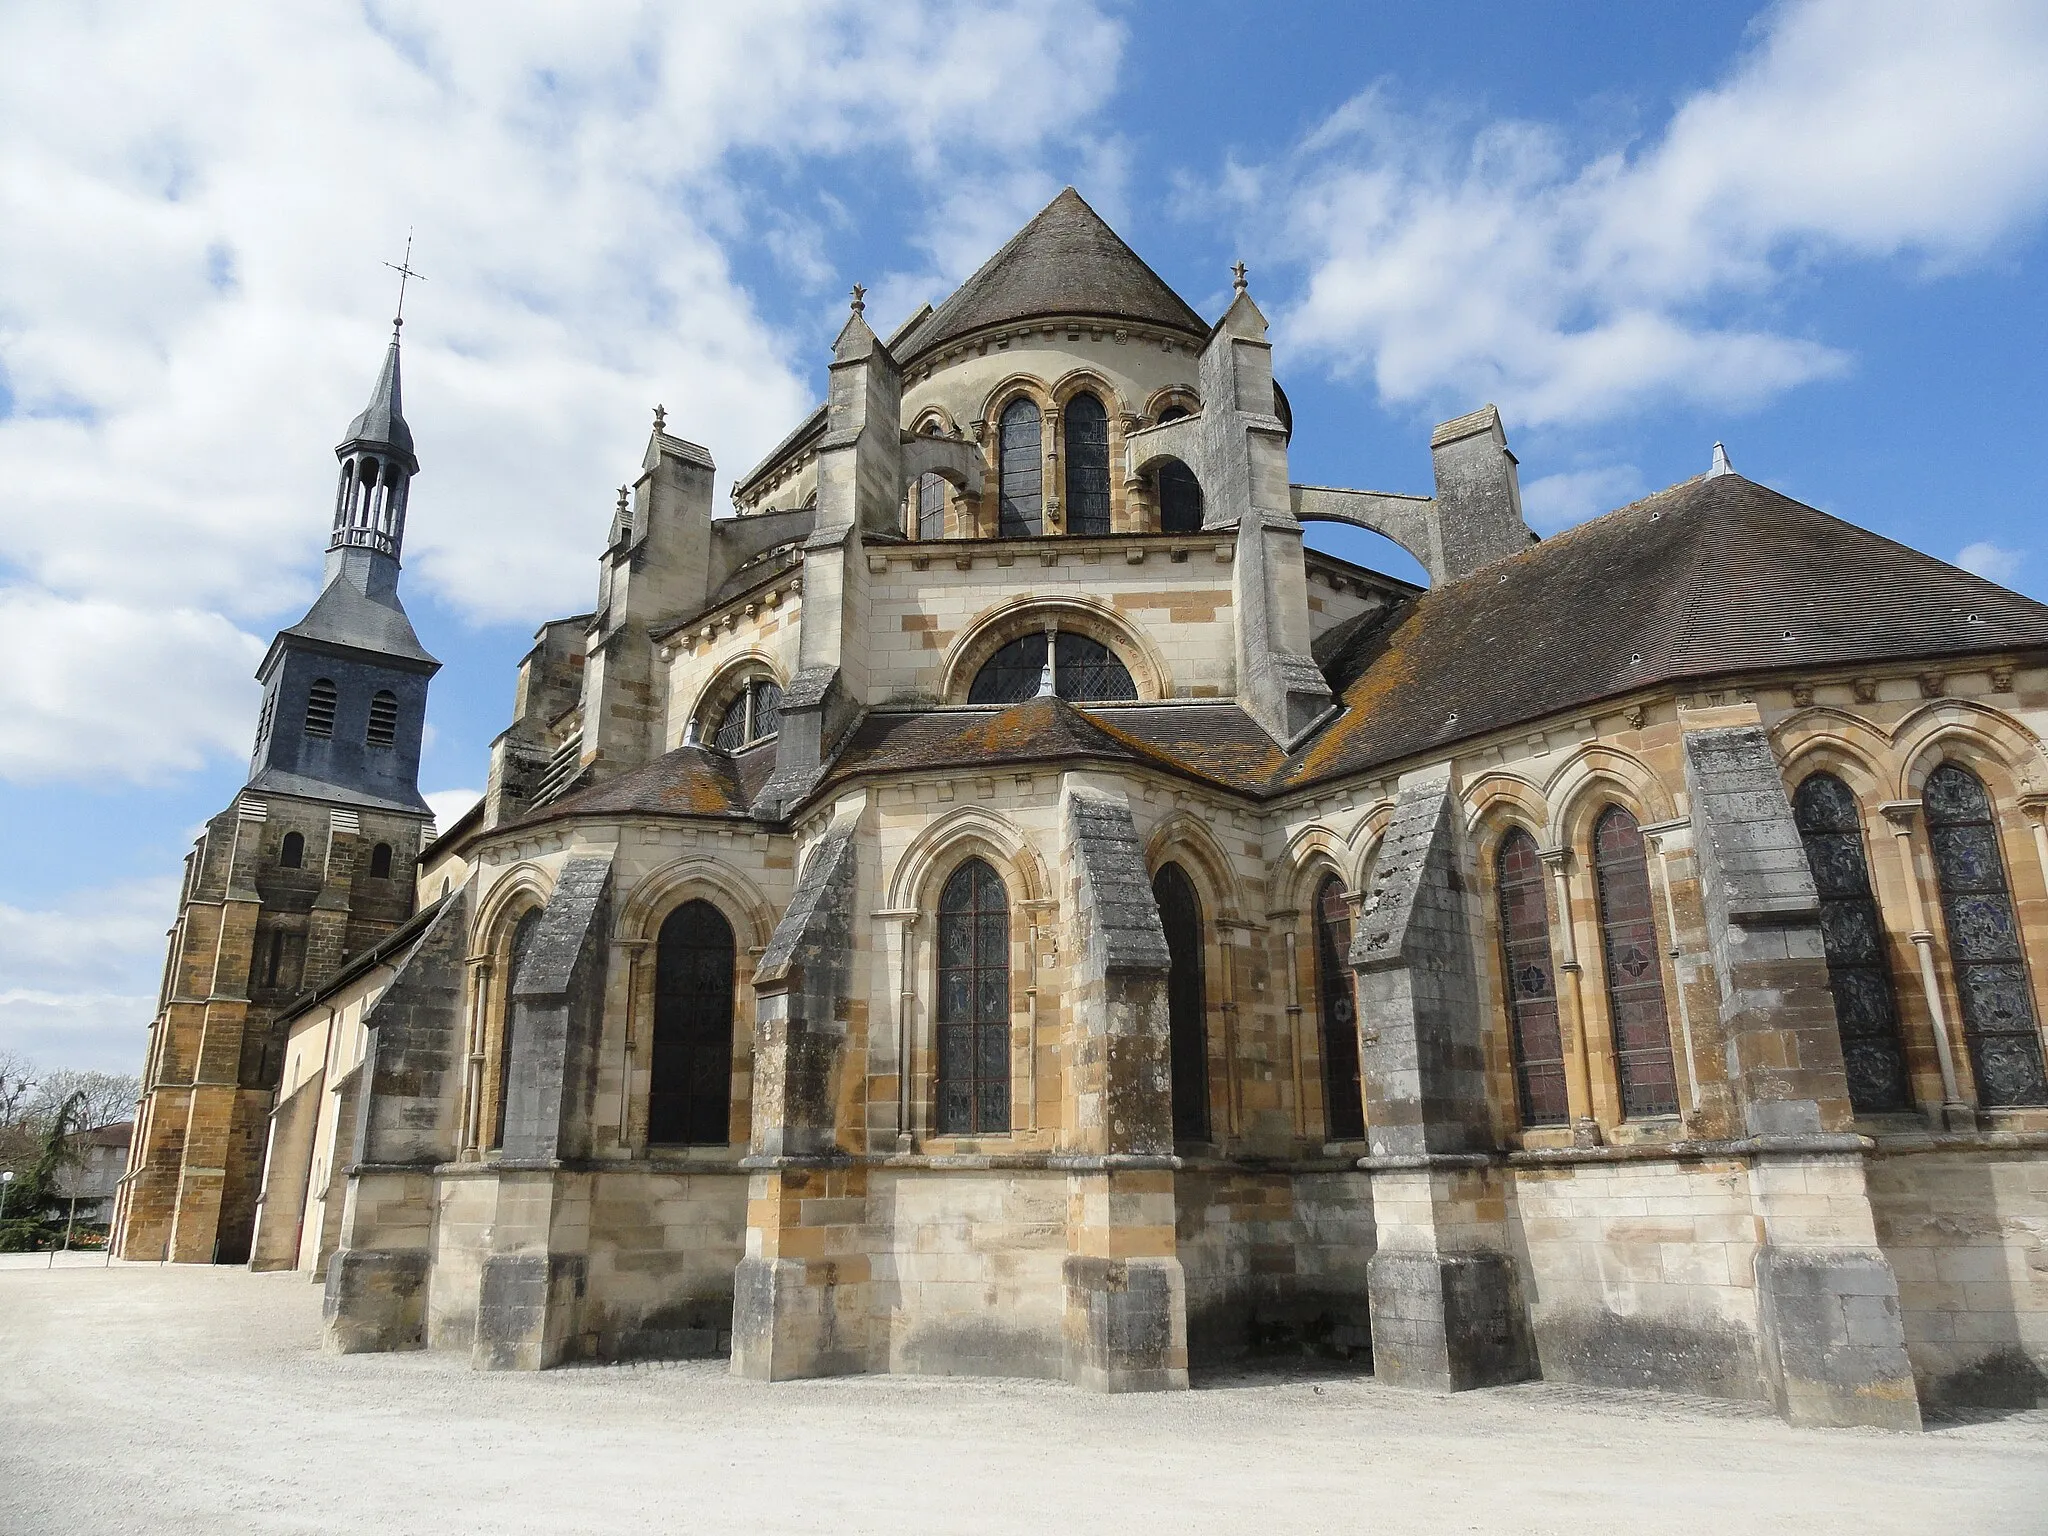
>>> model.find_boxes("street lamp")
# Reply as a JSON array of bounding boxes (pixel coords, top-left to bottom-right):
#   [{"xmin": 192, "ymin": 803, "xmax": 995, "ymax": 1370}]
[{"xmin": 0, "ymin": 1168, "xmax": 14, "ymax": 1223}]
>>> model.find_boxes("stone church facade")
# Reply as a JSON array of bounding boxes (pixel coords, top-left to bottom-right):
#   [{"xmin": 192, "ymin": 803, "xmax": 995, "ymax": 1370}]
[{"xmin": 143, "ymin": 191, "xmax": 2048, "ymax": 1427}]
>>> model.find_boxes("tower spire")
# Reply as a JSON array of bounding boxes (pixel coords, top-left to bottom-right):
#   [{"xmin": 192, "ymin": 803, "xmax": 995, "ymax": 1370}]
[{"xmin": 329, "ymin": 292, "xmax": 420, "ymax": 574}]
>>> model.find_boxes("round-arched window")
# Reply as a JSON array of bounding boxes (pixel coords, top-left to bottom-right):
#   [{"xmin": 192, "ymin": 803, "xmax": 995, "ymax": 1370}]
[
  {"xmin": 710, "ymin": 677, "xmax": 782, "ymax": 751},
  {"xmin": 967, "ymin": 632, "xmax": 1137, "ymax": 705}
]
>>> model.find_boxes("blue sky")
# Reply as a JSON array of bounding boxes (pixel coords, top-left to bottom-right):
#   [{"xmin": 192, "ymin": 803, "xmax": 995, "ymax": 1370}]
[{"xmin": 4, "ymin": 0, "xmax": 2047, "ymax": 1073}]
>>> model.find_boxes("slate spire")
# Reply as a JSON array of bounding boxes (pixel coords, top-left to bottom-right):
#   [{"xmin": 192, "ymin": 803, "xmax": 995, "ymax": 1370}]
[{"xmin": 329, "ymin": 324, "xmax": 419, "ymax": 572}]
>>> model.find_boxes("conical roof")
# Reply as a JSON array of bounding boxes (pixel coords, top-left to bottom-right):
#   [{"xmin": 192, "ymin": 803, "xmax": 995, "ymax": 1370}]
[
  {"xmin": 893, "ymin": 188, "xmax": 1206, "ymax": 363},
  {"xmin": 1289, "ymin": 473, "xmax": 2048, "ymax": 786},
  {"xmin": 277, "ymin": 574, "xmax": 437, "ymax": 666},
  {"xmin": 340, "ymin": 328, "xmax": 415, "ymax": 464}
]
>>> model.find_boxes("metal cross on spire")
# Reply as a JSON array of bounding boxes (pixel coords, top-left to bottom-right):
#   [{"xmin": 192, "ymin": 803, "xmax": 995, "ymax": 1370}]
[{"xmin": 383, "ymin": 231, "xmax": 427, "ymax": 332}]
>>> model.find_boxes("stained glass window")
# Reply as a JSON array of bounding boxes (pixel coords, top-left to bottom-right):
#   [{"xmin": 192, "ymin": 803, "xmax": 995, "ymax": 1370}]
[
  {"xmin": 936, "ymin": 858, "xmax": 1010, "ymax": 1136},
  {"xmin": 966, "ymin": 633, "xmax": 1137, "ymax": 704},
  {"xmin": 649, "ymin": 900, "xmax": 736, "ymax": 1145},
  {"xmin": 1792, "ymin": 773, "xmax": 1911, "ymax": 1112},
  {"xmin": 1063, "ymin": 392, "xmax": 1110, "ymax": 536},
  {"xmin": 998, "ymin": 399, "xmax": 1042, "ymax": 537},
  {"xmin": 1924, "ymin": 763, "xmax": 2048, "ymax": 1107},
  {"xmin": 712, "ymin": 679, "xmax": 782, "ymax": 751},
  {"xmin": 917, "ymin": 471, "xmax": 946, "ymax": 540},
  {"xmin": 1592, "ymin": 806, "xmax": 1680, "ymax": 1118},
  {"xmin": 1316, "ymin": 875, "xmax": 1365, "ymax": 1140},
  {"xmin": 1496, "ymin": 829, "xmax": 1569, "ymax": 1126},
  {"xmin": 1154, "ymin": 863, "xmax": 1210, "ymax": 1143}
]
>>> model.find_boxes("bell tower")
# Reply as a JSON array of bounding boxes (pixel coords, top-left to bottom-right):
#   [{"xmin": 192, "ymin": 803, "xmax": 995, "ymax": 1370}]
[{"xmin": 117, "ymin": 308, "xmax": 441, "ymax": 1266}]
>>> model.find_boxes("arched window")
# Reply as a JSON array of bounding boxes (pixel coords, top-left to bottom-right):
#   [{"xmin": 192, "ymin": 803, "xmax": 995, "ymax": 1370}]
[
  {"xmin": 1793, "ymin": 773, "xmax": 1910, "ymax": 1112},
  {"xmin": 917, "ymin": 471, "xmax": 946, "ymax": 540},
  {"xmin": 1153, "ymin": 863, "xmax": 1210, "ymax": 1143},
  {"xmin": 1315, "ymin": 875, "xmax": 1365, "ymax": 1140},
  {"xmin": 369, "ymin": 842, "xmax": 394, "ymax": 880},
  {"xmin": 263, "ymin": 928, "xmax": 287, "ymax": 990},
  {"xmin": 967, "ymin": 632, "xmax": 1138, "ymax": 705},
  {"xmin": 936, "ymin": 858, "xmax": 1010, "ymax": 1136},
  {"xmin": 998, "ymin": 398, "xmax": 1042, "ymax": 537},
  {"xmin": 712, "ymin": 678, "xmax": 783, "ymax": 751},
  {"xmin": 492, "ymin": 908, "xmax": 543, "ymax": 1150},
  {"xmin": 1156, "ymin": 459, "xmax": 1203, "ymax": 534},
  {"xmin": 304, "ymin": 679, "xmax": 338, "ymax": 739},
  {"xmin": 280, "ymin": 831, "xmax": 305, "ymax": 869},
  {"xmin": 1924, "ymin": 763, "xmax": 2048, "ymax": 1106},
  {"xmin": 1496, "ymin": 829, "xmax": 1568, "ymax": 1126},
  {"xmin": 366, "ymin": 690, "xmax": 398, "ymax": 748},
  {"xmin": 649, "ymin": 900, "xmax": 737, "ymax": 1145},
  {"xmin": 1063, "ymin": 392, "xmax": 1110, "ymax": 536},
  {"xmin": 1592, "ymin": 806, "xmax": 1679, "ymax": 1118}
]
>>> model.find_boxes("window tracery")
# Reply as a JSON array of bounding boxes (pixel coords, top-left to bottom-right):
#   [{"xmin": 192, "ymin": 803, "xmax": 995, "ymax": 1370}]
[
  {"xmin": 1592, "ymin": 805, "xmax": 1680, "ymax": 1118},
  {"xmin": 1792, "ymin": 773, "xmax": 1911, "ymax": 1112},
  {"xmin": 1924, "ymin": 762, "xmax": 2048, "ymax": 1106}
]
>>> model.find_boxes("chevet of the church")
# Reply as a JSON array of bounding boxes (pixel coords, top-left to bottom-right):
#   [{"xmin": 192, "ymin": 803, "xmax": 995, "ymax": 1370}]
[{"xmin": 115, "ymin": 189, "xmax": 2048, "ymax": 1428}]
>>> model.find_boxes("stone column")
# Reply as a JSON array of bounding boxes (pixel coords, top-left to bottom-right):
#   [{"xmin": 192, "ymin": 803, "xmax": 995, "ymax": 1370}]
[
  {"xmin": 1680, "ymin": 710, "xmax": 1919, "ymax": 1430},
  {"xmin": 1352, "ymin": 763, "xmax": 1534, "ymax": 1391},
  {"xmin": 731, "ymin": 815, "xmax": 871, "ymax": 1381},
  {"xmin": 1060, "ymin": 784, "xmax": 1188, "ymax": 1392},
  {"xmin": 1878, "ymin": 801, "xmax": 1974, "ymax": 1129}
]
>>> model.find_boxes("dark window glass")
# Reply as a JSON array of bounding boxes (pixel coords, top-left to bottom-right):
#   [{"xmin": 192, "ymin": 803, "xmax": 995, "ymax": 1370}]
[
  {"xmin": 1154, "ymin": 863, "xmax": 1210, "ymax": 1143},
  {"xmin": 304, "ymin": 678, "xmax": 337, "ymax": 739},
  {"xmin": 936, "ymin": 858, "xmax": 1010, "ymax": 1136},
  {"xmin": 752, "ymin": 680, "xmax": 780, "ymax": 740},
  {"xmin": 369, "ymin": 842, "xmax": 394, "ymax": 880},
  {"xmin": 1593, "ymin": 806, "xmax": 1680, "ymax": 1118},
  {"xmin": 998, "ymin": 399, "xmax": 1042, "ymax": 537},
  {"xmin": 493, "ymin": 909, "xmax": 542, "ymax": 1150},
  {"xmin": 712, "ymin": 679, "xmax": 782, "ymax": 750},
  {"xmin": 1793, "ymin": 773, "xmax": 1912, "ymax": 1112},
  {"xmin": 649, "ymin": 900, "xmax": 737, "ymax": 1144},
  {"xmin": 264, "ymin": 928, "xmax": 285, "ymax": 990},
  {"xmin": 1924, "ymin": 763, "xmax": 2048, "ymax": 1106},
  {"xmin": 1063, "ymin": 392, "xmax": 1110, "ymax": 536},
  {"xmin": 1157, "ymin": 458, "xmax": 1203, "ymax": 534},
  {"xmin": 1316, "ymin": 875, "xmax": 1365, "ymax": 1140},
  {"xmin": 1496, "ymin": 829, "xmax": 1569, "ymax": 1126},
  {"xmin": 366, "ymin": 689, "xmax": 398, "ymax": 748},
  {"xmin": 917, "ymin": 471, "xmax": 946, "ymax": 540},
  {"xmin": 714, "ymin": 692, "xmax": 750, "ymax": 751},
  {"xmin": 967, "ymin": 633, "xmax": 1137, "ymax": 705},
  {"xmin": 280, "ymin": 831, "xmax": 304, "ymax": 869}
]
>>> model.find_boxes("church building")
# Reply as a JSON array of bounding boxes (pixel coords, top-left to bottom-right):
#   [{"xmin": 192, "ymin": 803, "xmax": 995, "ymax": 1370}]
[{"xmin": 135, "ymin": 190, "xmax": 2048, "ymax": 1428}]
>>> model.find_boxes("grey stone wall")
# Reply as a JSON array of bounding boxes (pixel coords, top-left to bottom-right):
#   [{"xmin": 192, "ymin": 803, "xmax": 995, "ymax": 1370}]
[{"xmin": 501, "ymin": 853, "xmax": 613, "ymax": 1163}]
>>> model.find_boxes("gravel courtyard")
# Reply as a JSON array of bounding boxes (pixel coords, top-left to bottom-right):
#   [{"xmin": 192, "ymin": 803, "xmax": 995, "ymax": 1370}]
[{"xmin": 2, "ymin": 1257, "xmax": 2042, "ymax": 1535}]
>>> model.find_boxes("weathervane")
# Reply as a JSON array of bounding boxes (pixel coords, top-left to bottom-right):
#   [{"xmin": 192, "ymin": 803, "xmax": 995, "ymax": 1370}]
[{"xmin": 384, "ymin": 230, "xmax": 427, "ymax": 332}]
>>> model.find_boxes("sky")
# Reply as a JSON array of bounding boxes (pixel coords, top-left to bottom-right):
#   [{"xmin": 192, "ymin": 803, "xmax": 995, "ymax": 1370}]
[{"xmin": 4, "ymin": 0, "xmax": 2047, "ymax": 1075}]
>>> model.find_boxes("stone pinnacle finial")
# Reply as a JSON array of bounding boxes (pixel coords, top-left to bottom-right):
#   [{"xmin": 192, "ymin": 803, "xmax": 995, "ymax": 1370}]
[
  {"xmin": 850, "ymin": 282, "xmax": 867, "ymax": 315},
  {"xmin": 1231, "ymin": 260, "xmax": 1248, "ymax": 296},
  {"xmin": 617, "ymin": 485, "xmax": 629, "ymax": 514},
  {"xmin": 653, "ymin": 403, "xmax": 667, "ymax": 433},
  {"xmin": 1036, "ymin": 662, "xmax": 1055, "ymax": 699},
  {"xmin": 1709, "ymin": 441, "xmax": 1734, "ymax": 478}
]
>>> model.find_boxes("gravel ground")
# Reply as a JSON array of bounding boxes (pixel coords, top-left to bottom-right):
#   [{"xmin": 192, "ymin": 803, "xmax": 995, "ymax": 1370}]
[{"xmin": 2, "ymin": 1257, "xmax": 2043, "ymax": 1535}]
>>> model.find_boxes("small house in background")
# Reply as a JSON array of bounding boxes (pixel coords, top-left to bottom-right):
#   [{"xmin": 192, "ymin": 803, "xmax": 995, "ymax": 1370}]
[{"xmin": 56, "ymin": 1121, "xmax": 133, "ymax": 1227}]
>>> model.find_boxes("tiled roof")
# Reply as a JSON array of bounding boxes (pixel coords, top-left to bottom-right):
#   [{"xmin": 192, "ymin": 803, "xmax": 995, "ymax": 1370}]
[
  {"xmin": 1286, "ymin": 473, "xmax": 2048, "ymax": 787},
  {"xmin": 892, "ymin": 188, "xmax": 1207, "ymax": 364}
]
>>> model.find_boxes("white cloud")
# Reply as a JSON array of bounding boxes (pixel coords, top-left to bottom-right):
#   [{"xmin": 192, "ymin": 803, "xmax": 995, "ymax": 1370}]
[
  {"xmin": 0, "ymin": 586, "xmax": 264, "ymax": 782},
  {"xmin": 1956, "ymin": 541, "xmax": 2026, "ymax": 584},
  {"xmin": 1519, "ymin": 466, "xmax": 1645, "ymax": 534},
  {"xmin": 0, "ymin": 877, "xmax": 178, "ymax": 1074},
  {"xmin": 425, "ymin": 788, "xmax": 483, "ymax": 836},
  {"xmin": 0, "ymin": 0, "xmax": 1125, "ymax": 782},
  {"xmin": 1225, "ymin": 0, "xmax": 2048, "ymax": 428}
]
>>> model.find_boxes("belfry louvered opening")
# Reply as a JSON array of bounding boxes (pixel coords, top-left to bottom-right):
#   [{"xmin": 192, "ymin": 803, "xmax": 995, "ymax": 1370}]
[
  {"xmin": 304, "ymin": 679, "xmax": 338, "ymax": 739},
  {"xmin": 366, "ymin": 690, "xmax": 399, "ymax": 748}
]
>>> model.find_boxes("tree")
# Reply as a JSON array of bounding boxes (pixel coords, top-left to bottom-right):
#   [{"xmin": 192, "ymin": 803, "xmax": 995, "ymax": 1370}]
[
  {"xmin": 0, "ymin": 1090, "xmax": 84, "ymax": 1251},
  {"xmin": 31, "ymin": 1070, "xmax": 139, "ymax": 1133}
]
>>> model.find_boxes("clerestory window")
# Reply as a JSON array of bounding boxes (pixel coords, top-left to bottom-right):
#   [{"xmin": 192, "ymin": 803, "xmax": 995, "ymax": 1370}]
[
  {"xmin": 998, "ymin": 399, "xmax": 1042, "ymax": 537},
  {"xmin": 966, "ymin": 632, "xmax": 1137, "ymax": 705},
  {"xmin": 1062, "ymin": 392, "xmax": 1110, "ymax": 536},
  {"xmin": 712, "ymin": 678, "xmax": 782, "ymax": 751}
]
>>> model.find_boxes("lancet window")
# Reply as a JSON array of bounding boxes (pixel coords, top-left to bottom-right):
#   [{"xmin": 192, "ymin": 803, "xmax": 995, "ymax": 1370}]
[
  {"xmin": 491, "ymin": 908, "xmax": 542, "ymax": 1150},
  {"xmin": 649, "ymin": 900, "xmax": 737, "ymax": 1145},
  {"xmin": 998, "ymin": 399, "xmax": 1043, "ymax": 537},
  {"xmin": 1154, "ymin": 862, "xmax": 1211, "ymax": 1143},
  {"xmin": 1495, "ymin": 829, "xmax": 1569, "ymax": 1126},
  {"xmin": 1592, "ymin": 806, "xmax": 1680, "ymax": 1118},
  {"xmin": 936, "ymin": 858, "xmax": 1010, "ymax": 1137},
  {"xmin": 1315, "ymin": 874, "xmax": 1365, "ymax": 1140},
  {"xmin": 1792, "ymin": 773, "xmax": 1911, "ymax": 1112},
  {"xmin": 1063, "ymin": 392, "xmax": 1111, "ymax": 536},
  {"xmin": 1923, "ymin": 763, "xmax": 2048, "ymax": 1106}
]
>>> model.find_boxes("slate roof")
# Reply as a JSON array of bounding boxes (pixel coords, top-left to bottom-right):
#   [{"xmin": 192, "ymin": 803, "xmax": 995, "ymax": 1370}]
[
  {"xmin": 341, "ymin": 330, "xmax": 415, "ymax": 463},
  {"xmin": 507, "ymin": 741, "xmax": 770, "ymax": 828},
  {"xmin": 1287, "ymin": 472, "xmax": 2048, "ymax": 787},
  {"xmin": 892, "ymin": 188, "xmax": 1207, "ymax": 365},
  {"xmin": 279, "ymin": 574, "xmax": 438, "ymax": 667}
]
